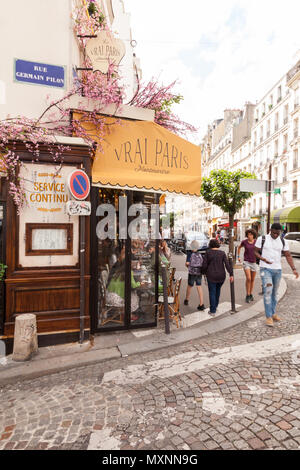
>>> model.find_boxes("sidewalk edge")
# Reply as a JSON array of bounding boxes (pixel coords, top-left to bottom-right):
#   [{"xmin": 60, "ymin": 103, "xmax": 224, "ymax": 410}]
[{"xmin": 0, "ymin": 279, "xmax": 287, "ymax": 386}]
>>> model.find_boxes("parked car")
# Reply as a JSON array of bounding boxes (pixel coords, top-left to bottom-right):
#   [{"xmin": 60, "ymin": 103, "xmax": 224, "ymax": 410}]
[
  {"xmin": 283, "ymin": 232, "xmax": 300, "ymax": 256},
  {"xmin": 184, "ymin": 232, "xmax": 209, "ymax": 254},
  {"xmin": 172, "ymin": 233, "xmax": 187, "ymax": 252}
]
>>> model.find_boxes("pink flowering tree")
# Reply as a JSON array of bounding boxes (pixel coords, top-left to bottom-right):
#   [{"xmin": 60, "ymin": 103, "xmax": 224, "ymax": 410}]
[{"xmin": 128, "ymin": 79, "xmax": 197, "ymax": 136}]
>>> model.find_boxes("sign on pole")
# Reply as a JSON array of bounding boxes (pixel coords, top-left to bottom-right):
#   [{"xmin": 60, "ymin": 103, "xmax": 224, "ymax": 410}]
[
  {"xmin": 239, "ymin": 179, "xmax": 275, "ymax": 193},
  {"xmin": 66, "ymin": 200, "xmax": 91, "ymax": 216},
  {"xmin": 68, "ymin": 170, "xmax": 90, "ymax": 201}
]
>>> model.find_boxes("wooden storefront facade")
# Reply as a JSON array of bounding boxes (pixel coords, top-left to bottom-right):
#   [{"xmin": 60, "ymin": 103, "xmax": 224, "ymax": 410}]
[{"xmin": 1, "ymin": 142, "xmax": 92, "ymax": 352}]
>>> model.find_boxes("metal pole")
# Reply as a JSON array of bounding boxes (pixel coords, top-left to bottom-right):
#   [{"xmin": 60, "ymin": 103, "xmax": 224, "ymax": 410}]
[
  {"xmin": 228, "ymin": 253, "xmax": 238, "ymax": 314},
  {"xmin": 161, "ymin": 265, "xmax": 170, "ymax": 335},
  {"xmin": 267, "ymin": 164, "xmax": 272, "ymax": 234},
  {"xmin": 79, "ymin": 215, "xmax": 85, "ymax": 344}
]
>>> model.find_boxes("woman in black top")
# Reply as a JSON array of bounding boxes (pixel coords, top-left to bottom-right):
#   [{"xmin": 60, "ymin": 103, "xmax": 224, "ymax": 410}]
[{"xmin": 202, "ymin": 239, "xmax": 234, "ymax": 316}]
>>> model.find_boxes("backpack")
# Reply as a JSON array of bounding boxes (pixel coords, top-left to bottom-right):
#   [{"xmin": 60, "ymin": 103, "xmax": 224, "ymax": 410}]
[
  {"xmin": 189, "ymin": 252, "xmax": 203, "ymax": 275},
  {"xmin": 256, "ymin": 235, "xmax": 285, "ymax": 264}
]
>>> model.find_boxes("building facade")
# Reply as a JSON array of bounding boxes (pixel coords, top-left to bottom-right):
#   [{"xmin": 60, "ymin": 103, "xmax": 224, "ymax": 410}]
[
  {"xmin": 0, "ymin": 0, "xmax": 201, "ymax": 350},
  {"xmin": 199, "ymin": 58, "xmax": 300, "ymax": 240},
  {"xmin": 0, "ymin": 0, "xmax": 151, "ymax": 349}
]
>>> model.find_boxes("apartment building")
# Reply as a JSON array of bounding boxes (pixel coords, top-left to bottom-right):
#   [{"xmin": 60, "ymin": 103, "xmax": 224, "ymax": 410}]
[{"xmin": 199, "ymin": 58, "xmax": 300, "ymax": 240}]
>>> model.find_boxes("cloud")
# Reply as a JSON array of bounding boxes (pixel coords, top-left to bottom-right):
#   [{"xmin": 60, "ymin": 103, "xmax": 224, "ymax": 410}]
[{"xmin": 124, "ymin": 0, "xmax": 300, "ymax": 143}]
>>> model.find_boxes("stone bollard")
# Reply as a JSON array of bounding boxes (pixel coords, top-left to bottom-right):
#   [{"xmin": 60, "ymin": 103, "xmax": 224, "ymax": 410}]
[{"xmin": 12, "ymin": 314, "xmax": 38, "ymax": 362}]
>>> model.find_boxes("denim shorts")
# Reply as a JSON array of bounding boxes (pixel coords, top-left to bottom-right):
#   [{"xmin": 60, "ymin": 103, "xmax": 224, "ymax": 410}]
[
  {"xmin": 188, "ymin": 274, "xmax": 202, "ymax": 286},
  {"xmin": 243, "ymin": 261, "xmax": 257, "ymax": 272}
]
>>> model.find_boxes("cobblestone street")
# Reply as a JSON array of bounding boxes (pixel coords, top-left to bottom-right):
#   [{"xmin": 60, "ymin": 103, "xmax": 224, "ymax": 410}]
[{"xmin": 0, "ymin": 273, "xmax": 300, "ymax": 451}]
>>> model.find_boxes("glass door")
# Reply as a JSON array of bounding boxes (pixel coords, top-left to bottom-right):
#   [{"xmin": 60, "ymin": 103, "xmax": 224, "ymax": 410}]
[
  {"xmin": 91, "ymin": 188, "xmax": 158, "ymax": 332},
  {"xmin": 130, "ymin": 191, "xmax": 158, "ymax": 326}
]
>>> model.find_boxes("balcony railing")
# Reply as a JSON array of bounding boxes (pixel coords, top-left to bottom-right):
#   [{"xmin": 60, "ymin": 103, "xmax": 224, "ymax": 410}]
[
  {"xmin": 294, "ymin": 130, "xmax": 299, "ymax": 139},
  {"xmin": 287, "ymin": 60, "xmax": 300, "ymax": 83},
  {"xmin": 274, "ymin": 124, "xmax": 279, "ymax": 131},
  {"xmin": 267, "ymin": 130, "xmax": 270, "ymax": 138},
  {"xmin": 284, "ymin": 117, "xmax": 288, "ymax": 125}
]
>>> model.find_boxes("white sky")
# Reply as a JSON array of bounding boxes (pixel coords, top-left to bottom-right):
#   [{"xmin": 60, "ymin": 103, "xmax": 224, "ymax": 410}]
[{"xmin": 124, "ymin": 0, "xmax": 300, "ymax": 143}]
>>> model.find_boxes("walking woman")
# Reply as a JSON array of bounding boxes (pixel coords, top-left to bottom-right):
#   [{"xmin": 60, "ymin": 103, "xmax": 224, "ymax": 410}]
[
  {"xmin": 202, "ymin": 239, "xmax": 234, "ymax": 316},
  {"xmin": 237, "ymin": 229, "xmax": 258, "ymax": 303}
]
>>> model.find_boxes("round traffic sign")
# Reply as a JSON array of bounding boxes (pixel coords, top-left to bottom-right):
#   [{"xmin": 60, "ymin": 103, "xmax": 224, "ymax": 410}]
[{"xmin": 68, "ymin": 170, "xmax": 90, "ymax": 201}]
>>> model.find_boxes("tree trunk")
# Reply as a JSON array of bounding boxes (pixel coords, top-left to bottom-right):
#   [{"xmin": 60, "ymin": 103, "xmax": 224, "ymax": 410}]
[{"xmin": 228, "ymin": 212, "xmax": 235, "ymax": 257}]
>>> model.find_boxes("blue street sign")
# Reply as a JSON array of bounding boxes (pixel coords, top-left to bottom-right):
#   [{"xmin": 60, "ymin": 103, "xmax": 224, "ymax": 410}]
[{"xmin": 14, "ymin": 59, "xmax": 65, "ymax": 88}]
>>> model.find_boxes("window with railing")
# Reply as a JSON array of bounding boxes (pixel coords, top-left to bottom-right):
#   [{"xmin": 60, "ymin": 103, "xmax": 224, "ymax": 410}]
[
  {"xmin": 294, "ymin": 119, "xmax": 299, "ymax": 139},
  {"xmin": 293, "ymin": 150, "xmax": 299, "ymax": 170},
  {"xmin": 283, "ymin": 164, "xmax": 287, "ymax": 182},
  {"xmin": 283, "ymin": 134, "xmax": 288, "ymax": 152},
  {"xmin": 293, "ymin": 181, "xmax": 298, "ymax": 201},
  {"xmin": 274, "ymin": 112, "xmax": 279, "ymax": 132},
  {"xmin": 274, "ymin": 140, "xmax": 279, "ymax": 157},
  {"xmin": 277, "ymin": 86, "xmax": 282, "ymax": 103},
  {"xmin": 282, "ymin": 192, "xmax": 287, "ymax": 205}
]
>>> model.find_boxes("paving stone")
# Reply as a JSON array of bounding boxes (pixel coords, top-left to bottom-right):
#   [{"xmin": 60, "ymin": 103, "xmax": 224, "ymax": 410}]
[
  {"xmin": 233, "ymin": 440, "xmax": 250, "ymax": 450},
  {"xmin": 248, "ymin": 438, "xmax": 266, "ymax": 450},
  {"xmin": 257, "ymin": 430, "xmax": 272, "ymax": 441},
  {"xmin": 205, "ymin": 440, "xmax": 220, "ymax": 450},
  {"xmin": 230, "ymin": 422, "xmax": 244, "ymax": 433},
  {"xmin": 277, "ymin": 421, "xmax": 293, "ymax": 431}
]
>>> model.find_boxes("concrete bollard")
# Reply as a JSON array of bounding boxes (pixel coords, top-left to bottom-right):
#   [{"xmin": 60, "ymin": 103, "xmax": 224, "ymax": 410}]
[{"xmin": 12, "ymin": 314, "xmax": 38, "ymax": 362}]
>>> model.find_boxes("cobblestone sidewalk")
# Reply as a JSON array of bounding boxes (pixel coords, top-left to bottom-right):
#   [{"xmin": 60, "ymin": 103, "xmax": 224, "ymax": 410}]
[{"xmin": 0, "ymin": 277, "xmax": 299, "ymax": 451}]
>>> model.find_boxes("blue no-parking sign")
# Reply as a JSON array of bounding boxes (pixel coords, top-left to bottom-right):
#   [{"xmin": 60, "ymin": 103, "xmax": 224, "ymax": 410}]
[{"xmin": 68, "ymin": 170, "xmax": 90, "ymax": 201}]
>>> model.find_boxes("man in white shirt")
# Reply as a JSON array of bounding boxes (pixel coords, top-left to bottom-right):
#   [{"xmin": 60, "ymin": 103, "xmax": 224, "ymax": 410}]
[{"xmin": 255, "ymin": 223, "xmax": 299, "ymax": 327}]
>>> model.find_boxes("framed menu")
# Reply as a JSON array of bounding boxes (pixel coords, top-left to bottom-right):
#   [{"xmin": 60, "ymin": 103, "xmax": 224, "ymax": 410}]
[{"xmin": 25, "ymin": 223, "xmax": 73, "ymax": 256}]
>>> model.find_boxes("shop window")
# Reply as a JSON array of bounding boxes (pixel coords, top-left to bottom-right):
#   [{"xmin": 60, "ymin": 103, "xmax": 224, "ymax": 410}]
[
  {"xmin": 25, "ymin": 223, "xmax": 73, "ymax": 256},
  {"xmin": 95, "ymin": 189, "xmax": 158, "ymax": 330}
]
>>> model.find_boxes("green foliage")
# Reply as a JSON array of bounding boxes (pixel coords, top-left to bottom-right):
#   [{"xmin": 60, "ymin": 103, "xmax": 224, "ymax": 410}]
[
  {"xmin": 200, "ymin": 169, "xmax": 256, "ymax": 215},
  {"xmin": 0, "ymin": 263, "xmax": 7, "ymax": 282},
  {"xmin": 160, "ymin": 95, "xmax": 183, "ymax": 115},
  {"xmin": 88, "ymin": 1, "xmax": 105, "ymax": 26}
]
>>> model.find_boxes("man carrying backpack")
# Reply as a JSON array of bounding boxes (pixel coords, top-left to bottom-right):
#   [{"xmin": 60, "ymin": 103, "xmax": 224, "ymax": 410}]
[
  {"xmin": 255, "ymin": 223, "xmax": 299, "ymax": 327},
  {"xmin": 184, "ymin": 240, "xmax": 205, "ymax": 311}
]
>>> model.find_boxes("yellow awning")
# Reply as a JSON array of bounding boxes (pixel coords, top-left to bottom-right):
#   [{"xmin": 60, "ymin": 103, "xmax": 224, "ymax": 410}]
[{"xmin": 76, "ymin": 114, "xmax": 202, "ymax": 195}]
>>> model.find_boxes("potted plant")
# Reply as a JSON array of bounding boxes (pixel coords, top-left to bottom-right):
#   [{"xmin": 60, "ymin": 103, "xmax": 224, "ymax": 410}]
[{"xmin": 0, "ymin": 263, "xmax": 7, "ymax": 282}]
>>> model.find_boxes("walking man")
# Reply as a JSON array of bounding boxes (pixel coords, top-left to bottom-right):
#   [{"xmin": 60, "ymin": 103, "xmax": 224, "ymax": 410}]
[{"xmin": 254, "ymin": 223, "xmax": 299, "ymax": 327}]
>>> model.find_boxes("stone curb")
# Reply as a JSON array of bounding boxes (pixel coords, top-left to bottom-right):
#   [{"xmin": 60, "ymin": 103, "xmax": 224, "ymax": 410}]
[
  {"xmin": 117, "ymin": 278, "xmax": 287, "ymax": 356},
  {"xmin": 0, "ymin": 279, "xmax": 287, "ymax": 386},
  {"xmin": 0, "ymin": 347, "xmax": 121, "ymax": 387}
]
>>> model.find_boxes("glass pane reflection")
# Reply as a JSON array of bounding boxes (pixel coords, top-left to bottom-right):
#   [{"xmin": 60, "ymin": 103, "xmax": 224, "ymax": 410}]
[
  {"xmin": 131, "ymin": 237, "xmax": 156, "ymax": 325},
  {"xmin": 98, "ymin": 240, "xmax": 126, "ymax": 328}
]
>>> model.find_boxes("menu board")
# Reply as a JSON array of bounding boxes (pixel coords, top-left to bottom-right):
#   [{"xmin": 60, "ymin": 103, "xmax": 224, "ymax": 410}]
[{"xmin": 31, "ymin": 228, "xmax": 68, "ymax": 251}]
